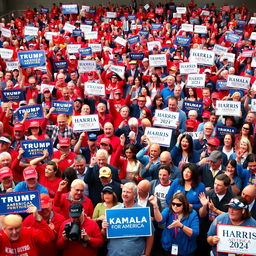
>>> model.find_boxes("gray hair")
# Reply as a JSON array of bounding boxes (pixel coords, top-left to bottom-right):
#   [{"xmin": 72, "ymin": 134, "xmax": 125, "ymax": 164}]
[{"xmin": 123, "ymin": 182, "xmax": 137, "ymax": 195}]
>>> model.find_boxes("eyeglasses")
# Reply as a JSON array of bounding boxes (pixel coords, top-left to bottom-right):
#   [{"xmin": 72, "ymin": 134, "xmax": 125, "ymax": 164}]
[
  {"xmin": 171, "ymin": 202, "xmax": 183, "ymax": 207},
  {"xmin": 242, "ymin": 127, "xmax": 250, "ymax": 130}
]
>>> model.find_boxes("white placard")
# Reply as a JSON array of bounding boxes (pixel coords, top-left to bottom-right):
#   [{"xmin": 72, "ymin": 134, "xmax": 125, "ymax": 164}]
[
  {"xmin": 24, "ymin": 26, "xmax": 39, "ymax": 36},
  {"xmin": 213, "ymin": 44, "xmax": 228, "ymax": 56},
  {"xmin": 72, "ymin": 114, "xmax": 100, "ymax": 132},
  {"xmin": 144, "ymin": 4, "xmax": 150, "ymax": 10},
  {"xmin": 220, "ymin": 52, "xmax": 235, "ymax": 63},
  {"xmin": 66, "ymin": 44, "xmax": 81, "ymax": 54},
  {"xmin": 251, "ymin": 57, "xmax": 256, "ymax": 68},
  {"xmin": 114, "ymin": 36, "xmax": 127, "ymax": 47},
  {"xmin": 250, "ymin": 32, "xmax": 256, "ymax": 41},
  {"xmin": 185, "ymin": 132, "xmax": 200, "ymax": 140},
  {"xmin": 1, "ymin": 28, "xmax": 11, "ymax": 38},
  {"xmin": 80, "ymin": 24, "xmax": 92, "ymax": 33},
  {"xmin": 44, "ymin": 32, "xmax": 59, "ymax": 41},
  {"xmin": 201, "ymin": 10, "xmax": 210, "ymax": 16},
  {"xmin": 145, "ymin": 127, "xmax": 172, "ymax": 147},
  {"xmin": 181, "ymin": 24, "xmax": 193, "ymax": 32},
  {"xmin": 84, "ymin": 82, "xmax": 105, "ymax": 96},
  {"xmin": 251, "ymin": 99, "xmax": 256, "ymax": 112},
  {"xmin": 216, "ymin": 100, "xmax": 241, "ymax": 117},
  {"xmin": 81, "ymin": 5, "xmax": 90, "ymax": 12},
  {"xmin": 78, "ymin": 60, "xmax": 96, "ymax": 73},
  {"xmin": 189, "ymin": 49, "xmax": 215, "ymax": 66},
  {"xmin": 154, "ymin": 110, "xmax": 179, "ymax": 129},
  {"xmin": 173, "ymin": 13, "xmax": 182, "ymax": 18},
  {"xmin": 226, "ymin": 75, "xmax": 250, "ymax": 90},
  {"xmin": 217, "ymin": 224, "xmax": 256, "ymax": 255},
  {"xmin": 194, "ymin": 25, "xmax": 207, "ymax": 34},
  {"xmin": 179, "ymin": 62, "xmax": 197, "ymax": 74},
  {"xmin": 0, "ymin": 48, "xmax": 13, "ymax": 60},
  {"xmin": 40, "ymin": 84, "xmax": 55, "ymax": 93},
  {"xmin": 249, "ymin": 17, "xmax": 256, "ymax": 24},
  {"xmin": 149, "ymin": 54, "xmax": 167, "ymax": 67},
  {"xmin": 84, "ymin": 31, "xmax": 98, "ymax": 40},
  {"xmin": 109, "ymin": 65, "xmax": 125, "ymax": 78},
  {"xmin": 187, "ymin": 74, "xmax": 206, "ymax": 88},
  {"xmin": 63, "ymin": 23, "xmax": 75, "ymax": 33},
  {"xmin": 106, "ymin": 12, "xmax": 117, "ymax": 18},
  {"xmin": 147, "ymin": 41, "xmax": 162, "ymax": 51},
  {"xmin": 176, "ymin": 7, "xmax": 186, "ymax": 14},
  {"xmin": 6, "ymin": 61, "xmax": 19, "ymax": 71},
  {"xmin": 88, "ymin": 43, "xmax": 102, "ymax": 53}
]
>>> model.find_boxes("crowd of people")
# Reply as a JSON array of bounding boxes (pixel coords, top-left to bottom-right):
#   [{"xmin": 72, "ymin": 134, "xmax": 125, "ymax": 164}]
[{"xmin": 0, "ymin": 0, "xmax": 256, "ymax": 256}]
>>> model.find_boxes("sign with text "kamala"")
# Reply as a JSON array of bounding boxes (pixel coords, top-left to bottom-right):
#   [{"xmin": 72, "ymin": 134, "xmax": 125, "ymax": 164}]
[{"xmin": 106, "ymin": 207, "xmax": 152, "ymax": 238}]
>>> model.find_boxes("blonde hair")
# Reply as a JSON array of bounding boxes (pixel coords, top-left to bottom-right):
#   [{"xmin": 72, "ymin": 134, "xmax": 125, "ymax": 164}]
[
  {"xmin": 239, "ymin": 138, "xmax": 252, "ymax": 154},
  {"xmin": 2, "ymin": 214, "xmax": 22, "ymax": 228}
]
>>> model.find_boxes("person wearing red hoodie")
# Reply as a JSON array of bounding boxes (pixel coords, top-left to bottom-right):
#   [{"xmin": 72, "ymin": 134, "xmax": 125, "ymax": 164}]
[{"xmin": 0, "ymin": 205, "xmax": 55, "ymax": 256}]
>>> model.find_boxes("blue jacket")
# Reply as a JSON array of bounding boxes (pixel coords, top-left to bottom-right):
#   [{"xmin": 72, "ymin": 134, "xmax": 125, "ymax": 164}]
[
  {"xmin": 159, "ymin": 208, "xmax": 199, "ymax": 254},
  {"xmin": 166, "ymin": 178, "xmax": 205, "ymax": 211},
  {"xmin": 237, "ymin": 164, "xmax": 256, "ymax": 189},
  {"xmin": 14, "ymin": 182, "xmax": 48, "ymax": 194}
]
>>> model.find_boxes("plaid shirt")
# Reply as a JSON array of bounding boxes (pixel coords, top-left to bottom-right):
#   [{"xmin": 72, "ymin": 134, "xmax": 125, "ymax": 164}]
[{"xmin": 46, "ymin": 125, "xmax": 76, "ymax": 148}]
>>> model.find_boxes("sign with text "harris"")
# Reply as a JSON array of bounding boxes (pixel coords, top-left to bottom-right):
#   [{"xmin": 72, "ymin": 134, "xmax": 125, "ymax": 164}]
[
  {"xmin": 72, "ymin": 114, "xmax": 100, "ymax": 132},
  {"xmin": 153, "ymin": 110, "xmax": 179, "ymax": 129},
  {"xmin": 145, "ymin": 127, "xmax": 172, "ymax": 147},
  {"xmin": 216, "ymin": 100, "xmax": 241, "ymax": 117},
  {"xmin": 106, "ymin": 207, "xmax": 152, "ymax": 238},
  {"xmin": 189, "ymin": 49, "xmax": 215, "ymax": 66}
]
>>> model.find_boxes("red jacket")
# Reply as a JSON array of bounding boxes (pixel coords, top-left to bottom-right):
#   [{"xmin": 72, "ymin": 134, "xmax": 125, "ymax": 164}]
[
  {"xmin": 57, "ymin": 216, "xmax": 104, "ymax": 256},
  {"xmin": 0, "ymin": 219, "xmax": 55, "ymax": 256},
  {"xmin": 53, "ymin": 191, "xmax": 94, "ymax": 219}
]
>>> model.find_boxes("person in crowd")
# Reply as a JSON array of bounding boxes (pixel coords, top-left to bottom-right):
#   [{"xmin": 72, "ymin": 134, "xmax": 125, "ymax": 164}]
[
  {"xmin": 57, "ymin": 202, "xmax": 104, "ymax": 256},
  {"xmin": 241, "ymin": 185, "xmax": 256, "ymax": 219},
  {"xmin": 0, "ymin": 167, "xmax": 17, "ymax": 192},
  {"xmin": 220, "ymin": 133, "xmax": 235, "ymax": 160},
  {"xmin": 150, "ymin": 192, "xmax": 199, "ymax": 256}
]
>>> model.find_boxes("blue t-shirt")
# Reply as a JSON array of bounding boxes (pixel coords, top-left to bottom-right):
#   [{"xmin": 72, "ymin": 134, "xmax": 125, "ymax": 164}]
[{"xmin": 14, "ymin": 181, "xmax": 48, "ymax": 194}]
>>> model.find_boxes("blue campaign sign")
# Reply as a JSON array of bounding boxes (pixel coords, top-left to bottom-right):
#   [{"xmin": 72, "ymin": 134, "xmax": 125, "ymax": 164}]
[
  {"xmin": 88, "ymin": 9, "xmax": 96, "ymax": 15},
  {"xmin": 225, "ymin": 33, "xmax": 241, "ymax": 43},
  {"xmin": 62, "ymin": 4, "xmax": 78, "ymax": 14},
  {"xmin": 2, "ymin": 89, "xmax": 24, "ymax": 102},
  {"xmin": 182, "ymin": 101, "xmax": 203, "ymax": 113},
  {"xmin": 216, "ymin": 80, "xmax": 228, "ymax": 90},
  {"xmin": 139, "ymin": 30, "xmax": 149, "ymax": 38},
  {"xmin": 16, "ymin": 105, "xmax": 43, "ymax": 121},
  {"xmin": 127, "ymin": 36, "xmax": 140, "ymax": 45},
  {"xmin": 151, "ymin": 23, "xmax": 163, "ymax": 30},
  {"xmin": 174, "ymin": 36, "xmax": 191, "ymax": 46},
  {"xmin": 79, "ymin": 47, "xmax": 92, "ymax": 56},
  {"xmin": 40, "ymin": 8, "xmax": 49, "ymax": 13},
  {"xmin": 129, "ymin": 53, "xmax": 144, "ymax": 60},
  {"xmin": 18, "ymin": 50, "xmax": 46, "ymax": 68},
  {"xmin": 53, "ymin": 60, "xmax": 68, "ymax": 71},
  {"xmin": 84, "ymin": 20, "xmax": 94, "ymax": 25},
  {"xmin": 216, "ymin": 125, "xmax": 237, "ymax": 137},
  {"xmin": 190, "ymin": 18, "xmax": 199, "ymax": 23},
  {"xmin": 72, "ymin": 29, "xmax": 82, "ymax": 37},
  {"xmin": 25, "ymin": 35, "xmax": 36, "ymax": 42},
  {"xmin": 21, "ymin": 139, "xmax": 53, "ymax": 159},
  {"xmin": 52, "ymin": 101, "xmax": 73, "ymax": 115},
  {"xmin": 106, "ymin": 207, "xmax": 152, "ymax": 238},
  {"xmin": 128, "ymin": 15, "xmax": 136, "ymax": 21},
  {"xmin": 0, "ymin": 191, "xmax": 41, "ymax": 215},
  {"xmin": 237, "ymin": 19, "xmax": 246, "ymax": 26}
]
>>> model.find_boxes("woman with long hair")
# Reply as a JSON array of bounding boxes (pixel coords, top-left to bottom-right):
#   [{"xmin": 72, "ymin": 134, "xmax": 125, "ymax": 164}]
[
  {"xmin": 150, "ymin": 192, "xmax": 199, "ymax": 256},
  {"xmin": 146, "ymin": 73, "xmax": 164, "ymax": 99},
  {"xmin": 150, "ymin": 93, "xmax": 164, "ymax": 116},
  {"xmin": 166, "ymin": 163, "xmax": 205, "ymax": 211},
  {"xmin": 235, "ymin": 122, "xmax": 254, "ymax": 148},
  {"xmin": 185, "ymin": 88, "xmax": 198, "ymax": 102},
  {"xmin": 221, "ymin": 133, "xmax": 235, "ymax": 160}
]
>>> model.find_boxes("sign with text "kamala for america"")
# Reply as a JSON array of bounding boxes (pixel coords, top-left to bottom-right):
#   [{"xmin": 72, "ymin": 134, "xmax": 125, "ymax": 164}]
[
  {"xmin": 0, "ymin": 191, "xmax": 41, "ymax": 215},
  {"xmin": 217, "ymin": 224, "xmax": 256, "ymax": 255},
  {"xmin": 18, "ymin": 50, "xmax": 46, "ymax": 68},
  {"xmin": 106, "ymin": 207, "xmax": 152, "ymax": 238},
  {"xmin": 216, "ymin": 100, "xmax": 241, "ymax": 117}
]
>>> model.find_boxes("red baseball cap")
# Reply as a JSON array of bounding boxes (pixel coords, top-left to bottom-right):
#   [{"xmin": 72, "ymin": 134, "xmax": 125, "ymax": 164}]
[
  {"xmin": 23, "ymin": 166, "xmax": 37, "ymax": 180},
  {"xmin": 202, "ymin": 111, "xmax": 210, "ymax": 119},
  {"xmin": 203, "ymin": 98, "xmax": 212, "ymax": 106},
  {"xmin": 100, "ymin": 137, "xmax": 111, "ymax": 145},
  {"xmin": 0, "ymin": 167, "xmax": 13, "ymax": 180},
  {"xmin": 114, "ymin": 89, "xmax": 122, "ymax": 94},
  {"xmin": 186, "ymin": 119, "xmax": 196, "ymax": 128},
  {"xmin": 59, "ymin": 137, "xmax": 71, "ymax": 146},
  {"xmin": 29, "ymin": 121, "xmax": 40, "ymax": 128},
  {"xmin": 40, "ymin": 194, "xmax": 52, "ymax": 208},
  {"xmin": 14, "ymin": 123, "xmax": 25, "ymax": 132},
  {"xmin": 43, "ymin": 88, "xmax": 51, "ymax": 93},
  {"xmin": 207, "ymin": 137, "xmax": 220, "ymax": 147},
  {"xmin": 211, "ymin": 92, "xmax": 220, "ymax": 99}
]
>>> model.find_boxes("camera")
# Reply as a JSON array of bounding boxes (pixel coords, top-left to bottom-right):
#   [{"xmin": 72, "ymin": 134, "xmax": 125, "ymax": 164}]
[{"xmin": 64, "ymin": 222, "xmax": 81, "ymax": 241}]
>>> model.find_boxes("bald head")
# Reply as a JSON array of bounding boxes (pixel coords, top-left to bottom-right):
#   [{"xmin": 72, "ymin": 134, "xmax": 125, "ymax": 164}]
[
  {"xmin": 242, "ymin": 185, "xmax": 256, "ymax": 204},
  {"xmin": 160, "ymin": 151, "xmax": 172, "ymax": 166},
  {"xmin": 3, "ymin": 214, "xmax": 22, "ymax": 228},
  {"xmin": 138, "ymin": 180, "xmax": 150, "ymax": 198}
]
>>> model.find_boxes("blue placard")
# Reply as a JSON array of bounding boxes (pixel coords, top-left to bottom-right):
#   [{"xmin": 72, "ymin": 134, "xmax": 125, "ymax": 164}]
[
  {"xmin": 16, "ymin": 104, "xmax": 43, "ymax": 121},
  {"xmin": 106, "ymin": 207, "xmax": 152, "ymax": 238},
  {"xmin": 21, "ymin": 139, "xmax": 53, "ymax": 159},
  {"xmin": 151, "ymin": 24, "xmax": 163, "ymax": 30},
  {"xmin": 127, "ymin": 35, "xmax": 140, "ymax": 45},
  {"xmin": 25, "ymin": 35, "xmax": 36, "ymax": 42},
  {"xmin": 52, "ymin": 101, "xmax": 73, "ymax": 115},
  {"xmin": 128, "ymin": 15, "xmax": 136, "ymax": 21},
  {"xmin": 72, "ymin": 29, "xmax": 82, "ymax": 37},
  {"xmin": 139, "ymin": 30, "xmax": 149, "ymax": 38},
  {"xmin": 119, "ymin": 16, "xmax": 126, "ymax": 21},
  {"xmin": 53, "ymin": 60, "xmax": 68, "ymax": 71},
  {"xmin": 18, "ymin": 50, "xmax": 46, "ymax": 68},
  {"xmin": 182, "ymin": 101, "xmax": 203, "ymax": 113},
  {"xmin": 88, "ymin": 9, "xmax": 96, "ymax": 15},
  {"xmin": 2, "ymin": 89, "xmax": 23, "ymax": 102},
  {"xmin": 237, "ymin": 19, "xmax": 246, "ymax": 26},
  {"xmin": 40, "ymin": 8, "xmax": 49, "ymax": 13},
  {"xmin": 174, "ymin": 36, "xmax": 191, "ymax": 46},
  {"xmin": 0, "ymin": 191, "xmax": 41, "ymax": 215},
  {"xmin": 216, "ymin": 80, "xmax": 228, "ymax": 90},
  {"xmin": 171, "ymin": 24, "xmax": 178, "ymax": 30},
  {"xmin": 84, "ymin": 20, "xmax": 94, "ymax": 25},
  {"xmin": 216, "ymin": 125, "xmax": 237, "ymax": 137},
  {"xmin": 190, "ymin": 18, "xmax": 199, "ymax": 23},
  {"xmin": 225, "ymin": 33, "xmax": 241, "ymax": 43},
  {"xmin": 79, "ymin": 47, "xmax": 92, "ymax": 56},
  {"xmin": 129, "ymin": 52, "xmax": 145, "ymax": 60},
  {"xmin": 62, "ymin": 4, "xmax": 78, "ymax": 14}
]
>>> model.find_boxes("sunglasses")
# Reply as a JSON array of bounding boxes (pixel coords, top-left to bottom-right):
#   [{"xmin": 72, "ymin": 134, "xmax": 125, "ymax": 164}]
[
  {"xmin": 242, "ymin": 127, "xmax": 250, "ymax": 130},
  {"xmin": 171, "ymin": 202, "xmax": 183, "ymax": 207}
]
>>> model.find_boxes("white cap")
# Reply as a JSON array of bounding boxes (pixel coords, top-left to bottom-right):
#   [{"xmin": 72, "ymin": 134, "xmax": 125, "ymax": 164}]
[
  {"xmin": 204, "ymin": 68, "xmax": 211, "ymax": 73},
  {"xmin": 142, "ymin": 58, "xmax": 149, "ymax": 62}
]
